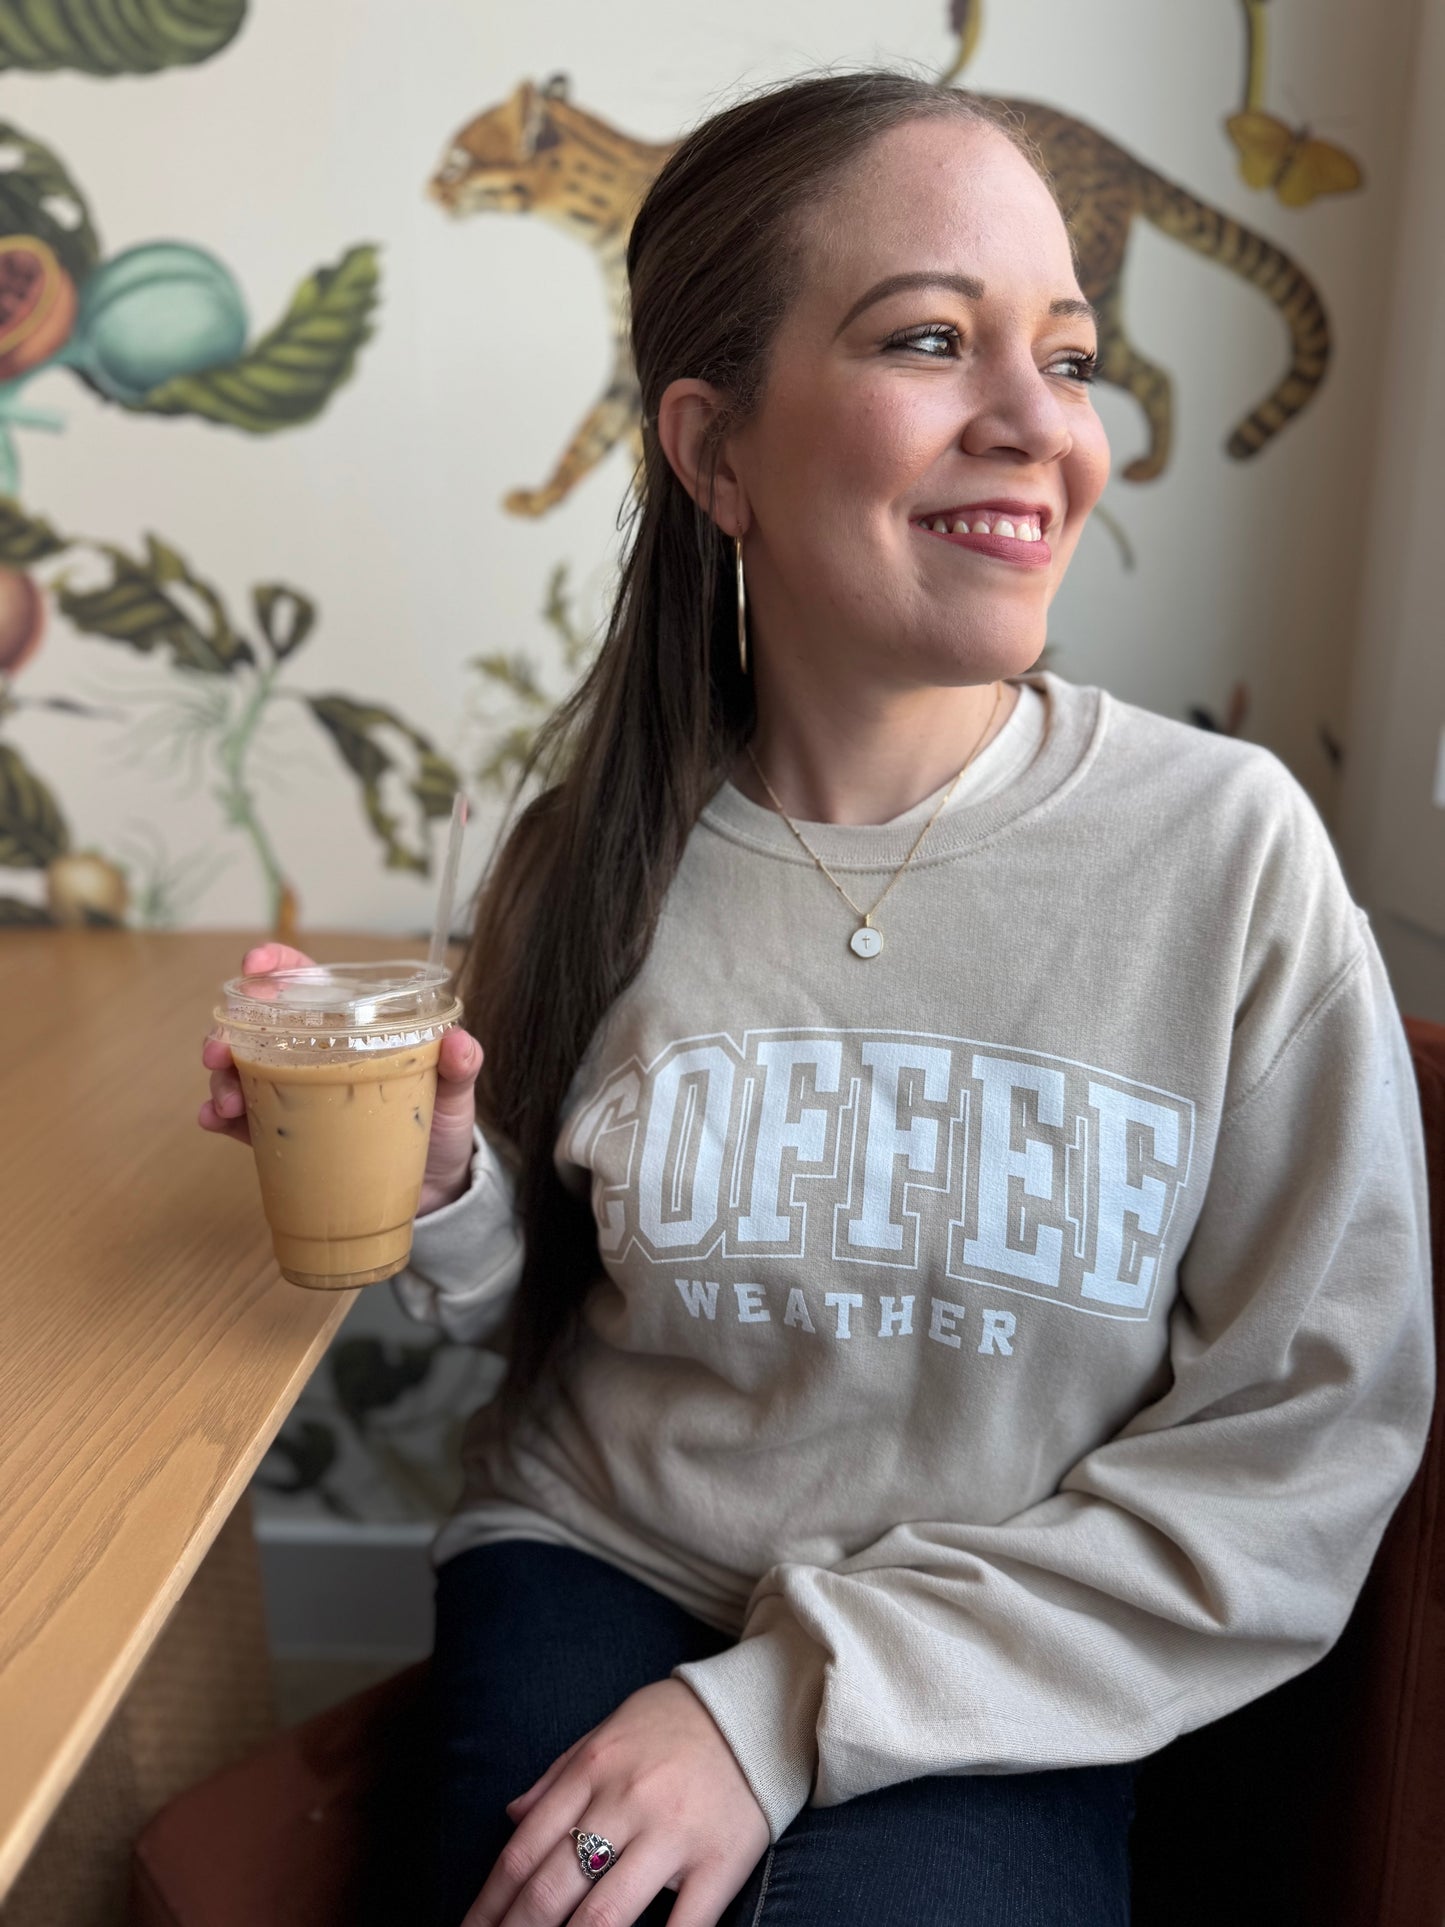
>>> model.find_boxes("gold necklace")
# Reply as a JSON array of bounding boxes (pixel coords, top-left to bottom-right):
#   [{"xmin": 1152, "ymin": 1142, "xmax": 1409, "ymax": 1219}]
[{"xmin": 744, "ymin": 682, "xmax": 1004, "ymax": 960}]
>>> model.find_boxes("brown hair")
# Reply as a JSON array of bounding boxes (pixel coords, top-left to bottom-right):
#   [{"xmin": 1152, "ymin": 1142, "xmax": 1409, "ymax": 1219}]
[{"xmin": 460, "ymin": 69, "xmax": 1052, "ymax": 1409}]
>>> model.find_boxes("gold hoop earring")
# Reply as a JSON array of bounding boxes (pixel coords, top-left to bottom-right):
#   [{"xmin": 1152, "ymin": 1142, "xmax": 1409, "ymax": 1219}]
[{"xmin": 734, "ymin": 534, "xmax": 748, "ymax": 676}]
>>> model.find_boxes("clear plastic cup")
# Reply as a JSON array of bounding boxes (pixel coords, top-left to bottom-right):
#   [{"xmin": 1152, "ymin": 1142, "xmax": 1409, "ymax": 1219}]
[{"xmin": 212, "ymin": 961, "xmax": 463, "ymax": 1290}]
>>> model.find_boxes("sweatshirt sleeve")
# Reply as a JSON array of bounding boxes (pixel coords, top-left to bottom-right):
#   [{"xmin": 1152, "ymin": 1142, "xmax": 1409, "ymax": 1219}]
[
  {"xmin": 390, "ymin": 1125, "xmax": 525, "ymax": 1347},
  {"xmin": 672, "ymin": 925, "xmax": 1435, "ymax": 1841}
]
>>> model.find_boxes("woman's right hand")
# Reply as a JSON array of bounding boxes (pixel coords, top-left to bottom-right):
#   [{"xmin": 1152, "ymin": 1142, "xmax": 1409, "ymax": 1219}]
[{"xmin": 198, "ymin": 942, "xmax": 486, "ymax": 1217}]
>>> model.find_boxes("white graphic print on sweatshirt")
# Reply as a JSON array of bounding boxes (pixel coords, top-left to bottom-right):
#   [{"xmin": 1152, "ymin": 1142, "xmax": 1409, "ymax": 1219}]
[{"xmin": 563, "ymin": 1025, "xmax": 1195, "ymax": 1348}]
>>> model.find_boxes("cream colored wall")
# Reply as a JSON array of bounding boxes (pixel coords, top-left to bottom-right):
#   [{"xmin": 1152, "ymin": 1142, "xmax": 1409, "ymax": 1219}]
[
  {"xmin": 1336, "ymin": 0, "xmax": 1445, "ymax": 1022},
  {"xmin": 0, "ymin": 0, "xmax": 1428, "ymax": 949}
]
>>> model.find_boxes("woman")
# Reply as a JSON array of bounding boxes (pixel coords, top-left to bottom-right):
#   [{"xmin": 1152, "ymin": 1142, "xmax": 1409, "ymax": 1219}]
[{"xmin": 200, "ymin": 70, "xmax": 1433, "ymax": 1927}]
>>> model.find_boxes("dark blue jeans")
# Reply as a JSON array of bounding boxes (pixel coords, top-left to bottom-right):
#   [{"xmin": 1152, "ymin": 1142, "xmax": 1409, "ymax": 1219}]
[{"xmin": 428, "ymin": 1540, "xmax": 1137, "ymax": 1926}]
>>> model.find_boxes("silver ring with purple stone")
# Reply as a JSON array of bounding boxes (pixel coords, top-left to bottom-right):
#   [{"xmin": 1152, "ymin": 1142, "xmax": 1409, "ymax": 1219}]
[{"xmin": 570, "ymin": 1828, "xmax": 617, "ymax": 1881}]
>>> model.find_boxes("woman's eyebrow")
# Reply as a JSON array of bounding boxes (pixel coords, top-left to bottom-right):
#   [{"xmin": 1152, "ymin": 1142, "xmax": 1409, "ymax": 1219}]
[{"xmin": 833, "ymin": 271, "xmax": 1097, "ymax": 336}]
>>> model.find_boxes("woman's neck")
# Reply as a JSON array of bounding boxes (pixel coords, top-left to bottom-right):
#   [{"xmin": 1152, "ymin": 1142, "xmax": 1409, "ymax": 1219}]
[{"xmin": 731, "ymin": 677, "xmax": 1021, "ymax": 827}]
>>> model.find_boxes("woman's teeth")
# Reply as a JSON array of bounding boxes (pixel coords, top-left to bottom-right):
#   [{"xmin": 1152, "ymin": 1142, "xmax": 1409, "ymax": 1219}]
[{"xmin": 921, "ymin": 512, "xmax": 1045, "ymax": 542}]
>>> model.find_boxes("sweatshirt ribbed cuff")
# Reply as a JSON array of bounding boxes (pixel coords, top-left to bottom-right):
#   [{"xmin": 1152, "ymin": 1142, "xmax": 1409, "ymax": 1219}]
[
  {"xmin": 391, "ymin": 1127, "xmax": 525, "ymax": 1345},
  {"xmin": 407, "ymin": 1126, "xmax": 515, "ymax": 1292},
  {"xmin": 671, "ymin": 1596, "xmax": 824, "ymax": 1842}
]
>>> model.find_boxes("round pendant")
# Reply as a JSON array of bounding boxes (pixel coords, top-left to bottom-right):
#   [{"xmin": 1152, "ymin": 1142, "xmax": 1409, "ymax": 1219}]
[{"xmin": 850, "ymin": 924, "xmax": 883, "ymax": 959}]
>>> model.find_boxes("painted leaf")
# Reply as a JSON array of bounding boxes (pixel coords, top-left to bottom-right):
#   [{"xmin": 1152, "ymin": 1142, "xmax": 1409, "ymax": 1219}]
[
  {"xmin": 0, "ymin": 892, "xmax": 54, "ymax": 924},
  {"xmin": 0, "ymin": 121, "xmax": 100, "ymax": 285},
  {"xmin": 252, "ymin": 584, "xmax": 315, "ymax": 662},
  {"xmin": 307, "ymin": 693, "xmax": 459, "ymax": 874},
  {"xmin": 0, "ymin": 494, "xmax": 70, "ymax": 566},
  {"xmin": 0, "ymin": 0, "xmax": 246, "ymax": 75},
  {"xmin": 475, "ymin": 722, "xmax": 544, "ymax": 792},
  {"xmin": 127, "ymin": 245, "xmax": 380, "ymax": 433},
  {"xmin": 542, "ymin": 562, "xmax": 595, "ymax": 672},
  {"xmin": 0, "ymin": 739, "xmax": 68, "ymax": 867},
  {"xmin": 469, "ymin": 650, "xmax": 549, "ymax": 709},
  {"xmin": 56, "ymin": 534, "xmax": 252, "ymax": 674}
]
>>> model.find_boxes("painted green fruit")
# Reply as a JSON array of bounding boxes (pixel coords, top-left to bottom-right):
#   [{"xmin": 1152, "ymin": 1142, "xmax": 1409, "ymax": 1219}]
[
  {"xmin": 68, "ymin": 241, "xmax": 248, "ymax": 403},
  {"xmin": 0, "ymin": 565, "xmax": 43, "ymax": 673},
  {"xmin": 0, "ymin": 235, "xmax": 77, "ymax": 381}
]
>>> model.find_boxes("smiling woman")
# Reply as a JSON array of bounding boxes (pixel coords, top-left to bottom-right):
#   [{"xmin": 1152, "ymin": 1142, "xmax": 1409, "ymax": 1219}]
[
  {"xmin": 655, "ymin": 108, "xmax": 1110, "ymax": 831},
  {"xmin": 199, "ymin": 66, "xmax": 1433, "ymax": 1927}
]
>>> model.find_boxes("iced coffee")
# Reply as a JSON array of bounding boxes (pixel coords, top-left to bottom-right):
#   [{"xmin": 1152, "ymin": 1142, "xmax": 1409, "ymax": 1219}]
[{"xmin": 213, "ymin": 962, "xmax": 462, "ymax": 1290}]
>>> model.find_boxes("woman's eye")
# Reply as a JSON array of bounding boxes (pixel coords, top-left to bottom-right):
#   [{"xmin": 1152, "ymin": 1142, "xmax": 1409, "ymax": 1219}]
[
  {"xmin": 884, "ymin": 324, "xmax": 959, "ymax": 358},
  {"xmin": 884, "ymin": 329, "xmax": 1098, "ymax": 383}
]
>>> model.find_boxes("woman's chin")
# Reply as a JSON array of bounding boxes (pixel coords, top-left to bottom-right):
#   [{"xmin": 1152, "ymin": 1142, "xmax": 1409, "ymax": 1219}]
[{"xmin": 906, "ymin": 633, "xmax": 1049, "ymax": 686}]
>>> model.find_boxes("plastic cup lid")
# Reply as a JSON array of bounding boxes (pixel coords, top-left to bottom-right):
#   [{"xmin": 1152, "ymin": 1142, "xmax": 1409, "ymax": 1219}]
[{"xmin": 215, "ymin": 959, "xmax": 462, "ymax": 1048}]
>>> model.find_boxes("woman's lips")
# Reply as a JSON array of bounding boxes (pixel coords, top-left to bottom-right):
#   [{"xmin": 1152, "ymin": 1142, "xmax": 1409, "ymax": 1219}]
[{"xmin": 914, "ymin": 523, "xmax": 1053, "ymax": 570}]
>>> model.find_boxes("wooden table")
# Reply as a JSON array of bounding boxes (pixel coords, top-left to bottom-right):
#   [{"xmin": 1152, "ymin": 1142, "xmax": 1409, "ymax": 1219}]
[{"xmin": 0, "ymin": 930, "xmax": 419, "ymax": 1916}]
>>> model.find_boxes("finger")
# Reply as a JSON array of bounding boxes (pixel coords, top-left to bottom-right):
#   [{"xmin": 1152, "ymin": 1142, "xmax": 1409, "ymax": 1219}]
[
  {"xmin": 662, "ymin": 1870, "xmax": 742, "ymax": 1927},
  {"xmin": 568, "ymin": 1838, "xmax": 689, "ymax": 1927},
  {"xmin": 474, "ymin": 1826, "xmax": 616, "ymax": 1927},
  {"xmin": 437, "ymin": 1027, "xmax": 483, "ymax": 1087},
  {"xmin": 201, "ymin": 1036, "xmax": 233, "ymax": 1071},
  {"xmin": 208, "ymin": 1067, "xmax": 245, "ymax": 1117},
  {"xmin": 241, "ymin": 942, "xmax": 316, "ymax": 974},
  {"xmin": 505, "ymin": 1732, "xmax": 589, "ymax": 1820},
  {"xmin": 460, "ymin": 1825, "xmax": 571, "ymax": 1927},
  {"xmin": 514, "ymin": 1845, "xmax": 589, "ymax": 1927},
  {"xmin": 197, "ymin": 1098, "xmax": 252, "ymax": 1146},
  {"xmin": 465, "ymin": 1758, "xmax": 600, "ymax": 1926}
]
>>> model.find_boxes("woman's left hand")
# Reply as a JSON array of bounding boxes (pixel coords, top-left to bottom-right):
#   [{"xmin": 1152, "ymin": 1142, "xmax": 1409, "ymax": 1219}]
[{"xmin": 461, "ymin": 1678, "xmax": 771, "ymax": 1927}]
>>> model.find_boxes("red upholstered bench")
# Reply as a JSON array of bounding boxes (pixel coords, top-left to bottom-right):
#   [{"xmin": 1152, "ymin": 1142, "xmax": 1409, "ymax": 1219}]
[
  {"xmin": 131, "ymin": 1660, "xmax": 431, "ymax": 1927},
  {"xmin": 132, "ymin": 1018, "xmax": 1445, "ymax": 1927}
]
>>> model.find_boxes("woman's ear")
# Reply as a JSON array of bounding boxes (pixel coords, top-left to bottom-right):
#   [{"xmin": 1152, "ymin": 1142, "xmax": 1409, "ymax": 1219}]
[{"xmin": 655, "ymin": 377, "xmax": 749, "ymax": 537}]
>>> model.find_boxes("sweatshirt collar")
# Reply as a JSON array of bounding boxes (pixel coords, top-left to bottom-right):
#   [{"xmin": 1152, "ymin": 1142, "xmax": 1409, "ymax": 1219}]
[{"xmin": 698, "ymin": 671, "xmax": 1106, "ymax": 872}]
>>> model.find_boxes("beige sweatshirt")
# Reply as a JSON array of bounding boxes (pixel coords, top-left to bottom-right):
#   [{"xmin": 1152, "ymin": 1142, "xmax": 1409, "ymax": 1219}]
[{"xmin": 394, "ymin": 669, "xmax": 1434, "ymax": 1843}]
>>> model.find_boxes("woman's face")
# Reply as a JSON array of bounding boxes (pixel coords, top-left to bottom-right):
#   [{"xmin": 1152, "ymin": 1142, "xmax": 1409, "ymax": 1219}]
[{"xmin": 719, "ymin": 116, "xmax": 1110, "ymax": 685}]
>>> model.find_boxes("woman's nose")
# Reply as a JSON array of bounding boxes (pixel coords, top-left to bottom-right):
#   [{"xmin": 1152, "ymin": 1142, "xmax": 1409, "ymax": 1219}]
[{"xmin": 958, "ymin": 356, "xmax": 1072, "ymax": 466}]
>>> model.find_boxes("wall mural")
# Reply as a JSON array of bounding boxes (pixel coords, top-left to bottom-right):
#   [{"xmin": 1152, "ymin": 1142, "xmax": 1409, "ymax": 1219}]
[
  {"xmin": 430, "ymin": 13, "xmax": 1346, "ymax": 513},
  {"xmin": 1225, "ymin": 0, "xmax": 1363, "ymax": 209},
  {"xmin": 434, "ymin": 0, "xmax": 1366, "ymax": 789},
  {"xmin": 0, "ymin": 498, "xmax": 460, "ymax": 930},
  {"xmin": 468, "ymin": 561, "xmax": 601, "ymax": 794},
  {"xmin": 0, "ymin": 118, "xmax": 381, "ymax": 493},
  {"xmin": 0, "ymin": 1, "xmax": 464, "ymax": 934}
]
